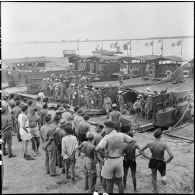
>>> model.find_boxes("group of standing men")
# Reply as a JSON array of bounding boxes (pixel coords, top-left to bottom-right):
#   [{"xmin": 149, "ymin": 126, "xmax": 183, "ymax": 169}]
[{"xmin": 1, "ymin": 92, "xmax": 175, "ymax": 193}]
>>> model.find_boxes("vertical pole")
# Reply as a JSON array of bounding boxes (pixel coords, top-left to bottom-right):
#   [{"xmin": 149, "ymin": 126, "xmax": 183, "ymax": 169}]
[
  {"xmin": 129, "ymin": 40, "xmax": 132, "ymax": 57},
  {"xmin": 152, "ymin": 41, "xmax": 154, "ymax": 55},
  {"xmin": 181, "ymin": 39, "xmax": 183, "ymax": 56},
  {"xmin": 161, "ymin": 39, "xmax": 164, "ymax": 56},
  {"xmin": 78, "ymin": 40, "xmax": 80, "ymax": 55}
]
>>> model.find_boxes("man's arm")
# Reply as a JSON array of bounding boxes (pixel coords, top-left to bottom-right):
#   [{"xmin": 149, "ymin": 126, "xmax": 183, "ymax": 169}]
[
  {"xmin": 139, "ymin": 144, "xmax": 151, "ymax": 160},
  {"xmin": 135, "ymin": 144, "xmax": 142, "ymax": 158},
  {"xmin": 164, "ymin": 144, "xmax": 174, "ymax": 163}
]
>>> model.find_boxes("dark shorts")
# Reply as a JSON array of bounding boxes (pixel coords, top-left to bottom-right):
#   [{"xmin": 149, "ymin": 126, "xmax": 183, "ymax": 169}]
[
  {"xmin": 135, "ymin": 108, "xmax": 141, "ymax": 113},
  {"xmin": 123, "ymin": 159, "xmax": 136, "ymax": 171},
  {"xmin": 149, "ymin": 158, "xmax": 166, "ymax": 176},
  {"xmin": 78, "ymin": 133, "xmax": 87, "ymax": 143},
  {"xmin": 121, "ymin": 126, "xmax": 130, "ymax": 133}
]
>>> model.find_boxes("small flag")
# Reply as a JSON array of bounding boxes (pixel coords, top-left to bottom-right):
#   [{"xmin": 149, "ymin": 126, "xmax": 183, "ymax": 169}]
[
  {"xmin": 114, "ymin": 42, "xmax": 118, "ymax": 48},
  {"xmin": 116, "ymin": 46, "xmax": 120, "ymax": 52},
  {"xmin": 123, "ymin": 44, "xmax": 128, "ymax": 50},
  {"xmin": 145, "ymin": 41, "xmax": 153, "ymax": 46},
  {"xmin": 171, "ymin": 42, "xmax": 176, "ymax": 47},
  {"xmin": 177, "ymin": 40, "xmax": 182, "ymax": 46}
]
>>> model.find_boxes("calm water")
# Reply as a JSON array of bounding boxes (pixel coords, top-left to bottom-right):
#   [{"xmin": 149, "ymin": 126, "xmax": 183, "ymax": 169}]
[{"xmin": 2, "ymin": 38, "xmax": 194, "ymax": 60}]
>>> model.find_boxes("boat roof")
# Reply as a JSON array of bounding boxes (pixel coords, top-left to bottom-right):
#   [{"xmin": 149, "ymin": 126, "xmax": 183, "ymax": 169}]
[
  {"xmin": 91, "ymin": 50, "xmax": 123, "ymax": 56},
  {"xmin": 163, "ymin": 55, "xmax": 183, "ymax": 62},
  {"xmin": 133, "ymin": 55, "xmax": 164, "ymax": 61}
]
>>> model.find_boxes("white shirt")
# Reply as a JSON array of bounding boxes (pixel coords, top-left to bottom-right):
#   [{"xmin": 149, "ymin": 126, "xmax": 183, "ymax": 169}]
[
  {"xmin": 61, "ymin": 135, "xmax": 78, "ymax": 160},
  {"xmin": 73, "ymin": 115, "xmax": 84, "ymax": 133}
]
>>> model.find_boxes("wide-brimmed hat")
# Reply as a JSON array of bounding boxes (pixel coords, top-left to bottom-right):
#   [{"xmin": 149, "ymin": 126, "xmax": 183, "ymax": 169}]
[
  {"xmin": 49, "ymin": 104, "xmax": 56, "ymax": 109},
  {"xmin": 56, "ymin": 107, "xmax": 65, "ymax": 113}
]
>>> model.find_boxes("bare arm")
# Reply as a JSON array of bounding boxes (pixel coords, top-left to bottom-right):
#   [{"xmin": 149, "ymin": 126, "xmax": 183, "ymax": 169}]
[
  {"xmin": 139, "ymin": 144, "xmax": 151, "ymax": 160},
  {"xmin": 164, "ymin": 144, "xmax": 174, "ymax": 163},
  {"xmin": 95, "ymin": 146, "xmax": 105, "ymax": 163}
]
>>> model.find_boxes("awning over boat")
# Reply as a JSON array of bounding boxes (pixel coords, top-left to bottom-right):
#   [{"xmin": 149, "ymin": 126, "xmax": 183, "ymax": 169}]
[
  {"xmin": 163, "ymin": 55, "xmax": 183, "ymax": 62},
  {"xmin": 91, "ymin": 50, "xmax": 123, "ymax": 56},
  {"xmin": 133, "ymin": 55, "xmax": 164, "ymax": 61}
]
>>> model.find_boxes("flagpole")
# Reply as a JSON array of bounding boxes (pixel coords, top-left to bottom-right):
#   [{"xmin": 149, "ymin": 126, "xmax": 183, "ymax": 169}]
[
  {"xmin": 78, "ymin": 40, "xmax": 80, "ymax": 55},
  {"xmin": 181, "ymin": 39, "xmax": 183, "ymax": 56},
  {"xmin": 152, "ymin": 41, "xmax": 154, "ymax": 55},
  {"xmin": 129, "ymin": 40, "xmax": 132, "ymax": 57},
  {"xmin": 161, "ymin": 39, "xmax": 164, "ymax": 56}
]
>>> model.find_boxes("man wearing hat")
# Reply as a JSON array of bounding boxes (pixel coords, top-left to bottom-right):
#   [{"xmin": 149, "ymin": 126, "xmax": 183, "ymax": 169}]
[
  {"xmin": 78, "ymin": 132, "xmax": 97, "ymax": 192},
  {"xmin": 61, "ymin": 104, "xmax": 73, "ymax": 124},
  {"xmin": 62, "ymin": 124, "xmax": 78, "ymax": 182},
  {"xmin": 103, "ymin": 94, "xmax": 112, "ymax": 119},
  {"xmin": 41, "ymin": 114, "xmax": 59, "ymax": 176},
  {"xmin": 109, "ymin": 103, "xmax": 122, "ymax": 131},
  {"xmin": 1, "ymin": 107, "xmax": 16, "ymax": 158},
  {"xmin": 48, "ymin": 104, "xmax": 56, "ymax": 120},
  {"xmin": 117, "ymin": 90, "xmax": 124, "ymax": 112},
  {"xmin": 96, "ymin": 120, "xmax": 135, "ymax": 193},
  {"xmin": 28, "ymin": 106, "xmax": 41, "ymax": 155},
  {"xmin": 139, "ymin": 128, "xmax": 174, "ymax": 193},
  {"xmin": 54, "ymin": 119, "xmax": 66, "ymax": 170}
]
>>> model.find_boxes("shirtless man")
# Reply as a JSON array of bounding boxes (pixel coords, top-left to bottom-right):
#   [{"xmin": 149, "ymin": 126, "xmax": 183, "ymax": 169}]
[
  {"xmin": 122, "ymin": 131, "xmax": 140, "ymax": 192},
  {"xmin": 78, "ymin": 132, "xmax": 97, "ymax": 192},
  {"xmin": 139, "ymin": 128, "xmax": 174, "ymax": 193},
  {"xmin": 109, "ymin": 104, "xmax": 121, "ymax": 131},
  {"xmin": 28, "ymin": 106, "xmax": 41, "ymax": 155}
]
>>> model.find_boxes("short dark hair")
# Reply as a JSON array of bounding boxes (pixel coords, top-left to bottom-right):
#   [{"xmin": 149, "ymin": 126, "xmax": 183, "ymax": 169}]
[
  {"xmin": 83, "ymin": 115, "xmax": 89, "ymax": 121},
  {"xmin": 65, "ymin": 124, "xmax": 73, "ymax": 134},
  {"xmin": 9, "ymin": 93, "xmax": 14, "ymax": 99},
  {"xmin": 153, "ymin": 128, "xmax": 162, "ymax": 138},
  {"xmin": 23, "ymin": 98, "xmax": 28, "ymax": 103},
  {"xmin": 42, "ymin": 103, "xmax": 48, "ymax": 109},
  {"xmin": 37, "ymin": 96, "xmax": 41, "ymax": 101},
  {"xmin": 22, "ymin": 105, "xmax": 28, "ymax": 112},
  {"xmin": 74, "ymin": 107, "xmax": 79, "ymax": 112},
  {"xmin": 43, "ymin": 97, "xmax": 48, "ymax": 102},
  {"xmin": 16, "ymin": 101, "xmax": 21, "ymax": 106},
  {"xmin": 28, "ymin": 100, "xmax": 33, "ymax": 106}
]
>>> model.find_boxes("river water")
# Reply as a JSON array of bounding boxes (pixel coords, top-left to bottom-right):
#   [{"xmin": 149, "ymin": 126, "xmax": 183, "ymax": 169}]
[{"xmin": 2, "ymin": 38, "xmax": 194, "ymax": 60}]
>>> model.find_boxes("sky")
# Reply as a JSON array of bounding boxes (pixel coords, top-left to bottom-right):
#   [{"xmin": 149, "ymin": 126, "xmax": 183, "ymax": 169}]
[{"xmin": 1, "ymin": 2, "xmax": 194, "ymax": 43}]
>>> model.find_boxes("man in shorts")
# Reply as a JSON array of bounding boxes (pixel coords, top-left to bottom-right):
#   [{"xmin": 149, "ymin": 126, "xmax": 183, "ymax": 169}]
[
  {"xmin": 28, "ymin": 106, "xmax": 41, "ymax": 155},
  {"xmin": 122, "ymin": 131, "xmax": 140, "ymax": 192},
  {"xmin": 139, "ymin": 128, "xmax": 174, "ymax": 193},
  {"xmin": 96, "ymin": 121, "xmax": 135, "ymax": 193},
  {"xmin": 78, "ymin": 132, "xmax": 97, "ymax": 192}
]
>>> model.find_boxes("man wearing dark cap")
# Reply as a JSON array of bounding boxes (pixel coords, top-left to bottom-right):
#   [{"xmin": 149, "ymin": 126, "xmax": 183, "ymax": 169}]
[
  {"xmin": 78, "ymin": 132, "xmax": 97, "ymax": 192},
  {"xmin": 41, "ymin": 114, "xmax": 59, "ymax": 176},
  {"xmin": 28, "ymin": 106, "xmax": 41, "ymax": 155},
  {"xmin": 122, "ymin": 131, "xmax": 140, "ymax": 192},
  {"xmin": 96, "ymin": 120, "xmax": 135, "ymax": 193},
  {"xmin": 54, "ymin": 119, "xmax": 66, "ymax": 169},
  {"xmin": 62, "ymin": 124, "xmax": 78, "ymax": 182},
  {"xmin": 1, "ymin": 107, "xmax": 16, "ymax": 158},
  {"xmin": 78, "ymin": 115, "xmax": 91, "ymax": 144},
  {"xmin": 139, "ymin": 128, "xmax": 174, "ymax": 193}
]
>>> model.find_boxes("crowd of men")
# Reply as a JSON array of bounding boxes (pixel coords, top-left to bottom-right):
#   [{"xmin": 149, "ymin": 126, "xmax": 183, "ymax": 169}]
[{"xmin": 2, "ymin": 92, "xmax": 186, "ymax": 193}]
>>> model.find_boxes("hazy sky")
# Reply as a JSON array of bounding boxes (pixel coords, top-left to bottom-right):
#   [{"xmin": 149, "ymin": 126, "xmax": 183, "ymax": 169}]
[{"xmin": 2, "ymin": 2, "xmax": 194, "ymax": 43}]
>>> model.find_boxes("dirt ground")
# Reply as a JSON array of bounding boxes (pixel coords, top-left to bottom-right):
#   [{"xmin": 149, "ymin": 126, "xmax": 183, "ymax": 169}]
[{"xmin": 2, "ymin": 117, "xmax": 194, "ymax": 194}]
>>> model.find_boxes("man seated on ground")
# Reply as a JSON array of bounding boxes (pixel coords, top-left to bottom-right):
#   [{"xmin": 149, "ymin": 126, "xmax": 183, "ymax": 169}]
[{"xmin": 139, "ymin": 128, "xmax": 174, "ymax": 193}]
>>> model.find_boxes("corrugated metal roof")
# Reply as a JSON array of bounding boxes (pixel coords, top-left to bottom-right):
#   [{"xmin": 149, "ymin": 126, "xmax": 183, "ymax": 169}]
[{"xmin": 91, "ymin": 50, "xmax": 120, "ymax": 56}]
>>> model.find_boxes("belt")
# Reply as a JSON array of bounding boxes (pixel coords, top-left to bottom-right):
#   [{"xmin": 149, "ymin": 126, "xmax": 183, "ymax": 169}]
[{"xmin": 107, "ymin": 156, "xmax": 122, "ymax": 159}]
